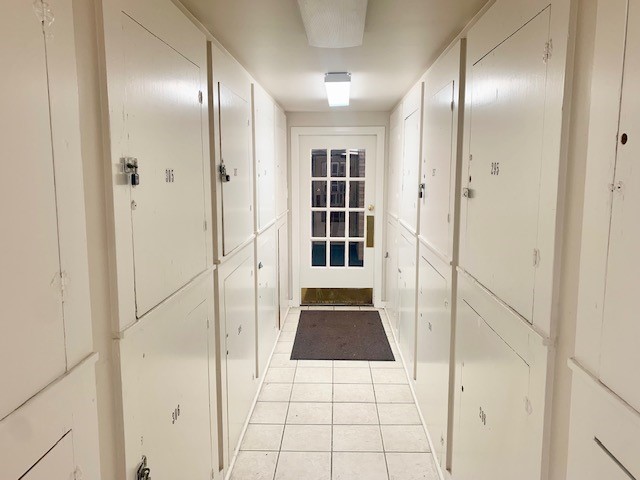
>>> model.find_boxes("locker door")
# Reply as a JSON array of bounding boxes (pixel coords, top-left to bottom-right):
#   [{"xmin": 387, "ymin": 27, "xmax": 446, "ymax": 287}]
[
  {"xmin": 600, "ymin": 0, "xmax": 640, "ymax": 412},
  {"xmin": 463, "ymin": 8, "xmax": 550, "ymax": 321},
  {"xmin": 415, "ymin": 257, "xmax": 450, "ymax": 465},
  {"xmin": 275, "ymin": 107, "xmax": 288, "ymax": 217},
  {"xmin": 455, "ymin": 301, "xmax": 531, "ymax": 480},
  {"xmin": 397, "ymin": 231, "xmax": 417, "ymax": 372},
  {"xmin": 224, "ymin": 256, "xmax": 257, "ymax": 456},
  {"xmin": 219, "ymin": 84, "xmax": 253, "ymax": 255},
  {"xmin": 387, "ymin": 108, "xmax": 403, "ymax": 218},
  {"xmin": 385, "ymin": 220, "xmax": 399, "ymax": 333},
  {"xmin": 257, "ymin": 228, "xmax": 278, "ymax": 376},
  {"xmin": 421, "ymin": 82, "xmax": 455, "ymax": 258},
  {"xmin": 278, "ymin": 222, "xmax": 289, "ymax": 325},
  {"xmin": 21, "ymin": 433, "xmax": 74, "ymax": 480},
  {"xmin": 401, "ymin": 110, "xmax": 421, "ymax": 232},
  {"xmin": 254, "ymin": 86, "xmax": 276, "ymax": 230},
  {"xmin": 0, "ymin": 0, "xmax": 66, "ymax": 420},
  {"xmin": 123, "ymin": 16, "xmax": 207, "ymax": 316}
]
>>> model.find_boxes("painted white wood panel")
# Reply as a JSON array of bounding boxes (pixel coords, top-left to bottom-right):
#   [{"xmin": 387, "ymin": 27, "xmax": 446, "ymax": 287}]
[
  {"xmin": 0, "ymin": 356, "xmax": 100, "ymax": 480},
  {"xmin": 453, "ymin": 272, "xmax": 552, "ymax": 480},
  {"xmin": 400, "ymin": 108, "xmax": 422, "ymax": 233},
  {"xmin": 275, "ymin": 107, "xmax": 288, "ymax": 218},
  {"xmin": 598, "ymin": 0, "xmax": 640, "ymax": 413},
  {"xmin": 220, "ymin": 248, "xmax": 257, "ymax": 459},
  {"xmin": 219, "ymin": 83, "xmax": 254, "ymax": 256},
  {"xmin": 384, "ymin": 217, "xmax": 399, "ymax": 334},
  {"xmin": 123, "ymin": 15, "xmax": 208, "ymax": 316},
  {"xmin": 253, "ymin": 84, "xmax": 276, "ymax": 230},
  {"xmin": 420, "ymin": 82, "xmax": 455, "ymax": 260},
  {"xmin": 0, "ymin": 0, "xmax": 66, "ymax": 420},
  {"xmin": 566, "ymin": 363, "xmax": 640, "ymax": 480},
  {"xmin": 415, "ymin": 255, "xmax": 450, "ymax": 467},
  {"xmin": 461, "ymin": 8, "xmax": 550, "ymax": 322},
  {"xmin": 118, "ymin": 277, "xmax": 213, "ymax": 480},
  {"xmin": 257, "ymin": 226, "xmax": 279, "ymax": 377},
  {"xmin": 22, "ymin": 433, "xmax": 74, "ymax": 480},
  {"xmin": 387, "ymin": 106, "xmax": 403, "ymax": 218},
  {"xmin": 397, "ymin": 227, "xmax": 417, "ymax": 376},
  {"xmin": 278, "ymin": 221, "xmax": 290, "ymax": 325}
]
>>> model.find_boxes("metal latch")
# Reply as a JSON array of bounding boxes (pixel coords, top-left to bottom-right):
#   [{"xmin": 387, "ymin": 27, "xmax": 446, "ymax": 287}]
[
  {"xmin": 462, "ymin": 187, "xmax": 474, "ymax": 198},
  {"xmin": 219, "ymin": 164, "xmax": 231, "ymax": 182},
  {"xmin": 136, "ymin": 456, "xmax": 151, "ymax": 480},
  {"xmin": 122, "ymin": 157, "xmax": 140, "ymax": 186},
  {"xmin": 418, "ymin": 183, "xmax": 426, "ymax": 199},
  {"xmin": 258, "ymin": 261, "xmax": 264, "ymax": 269}
]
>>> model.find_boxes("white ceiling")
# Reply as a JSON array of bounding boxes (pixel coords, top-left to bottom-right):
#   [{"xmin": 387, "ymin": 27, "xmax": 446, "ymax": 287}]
[{"xmin": 181, "ymin": 0, "xmax": 489, "ymax": 112}]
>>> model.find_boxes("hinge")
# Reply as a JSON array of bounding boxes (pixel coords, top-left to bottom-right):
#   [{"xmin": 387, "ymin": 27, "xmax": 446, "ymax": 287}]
[
  {"xmin": 533, "ymin": 248, "xmax": 540, "ymax": 267},
  {"xmin": 198, "ymin": 90, "xmax": 203, "ymax": 104},
  {"xmin": 204, "ymin": 219, "xmax": 208, "ymax": 231},
  {"xmin": 469, "ymin": 154, "xmax": 473, "ymax": 162},
  {"xmin": 451, "ymin": 100, "xmax": 455, "ymax": 111},
  {"xmin": 447, "ymin": 213, "xmax": 451, "ymax": 224},
  {"xmin": 60, "ymin": 271, "xmax": 68, "ymax": 301},
  {"xmin": 543, "ymin": 39, "xmax": 553, "ymax": 63}
]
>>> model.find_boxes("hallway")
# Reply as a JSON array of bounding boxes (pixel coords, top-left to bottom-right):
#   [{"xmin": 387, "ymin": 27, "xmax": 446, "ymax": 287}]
[{"xmin": 230, "ymin": 308, "xmax": 438, "ymax": 480}]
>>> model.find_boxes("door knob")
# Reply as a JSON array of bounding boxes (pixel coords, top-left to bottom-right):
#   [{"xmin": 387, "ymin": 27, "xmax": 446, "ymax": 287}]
[{"xmin": 368, "ymin": 204, "xmax": 374, "ymax": 211}]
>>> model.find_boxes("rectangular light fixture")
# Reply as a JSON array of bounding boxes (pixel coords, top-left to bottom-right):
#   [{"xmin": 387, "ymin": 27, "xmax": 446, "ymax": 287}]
[
  {"xmin": 297, "ymin": 0, "xmax": 368, "ymax": 48},
  {"xmin": 325, "ymin": 72, "xmax": 351, "ymax": 107}
]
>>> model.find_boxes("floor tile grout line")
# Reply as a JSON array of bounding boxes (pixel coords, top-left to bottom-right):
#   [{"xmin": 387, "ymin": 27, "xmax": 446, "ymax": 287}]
[{"xmin": 373, "ymin": 324, "xmax": 392, "ymax": 480}]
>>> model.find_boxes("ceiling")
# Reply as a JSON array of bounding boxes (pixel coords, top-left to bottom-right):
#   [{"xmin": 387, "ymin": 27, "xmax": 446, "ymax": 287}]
[{"xmin": 181, "ymin": 0, "xmax": 489, "ymax": 112}]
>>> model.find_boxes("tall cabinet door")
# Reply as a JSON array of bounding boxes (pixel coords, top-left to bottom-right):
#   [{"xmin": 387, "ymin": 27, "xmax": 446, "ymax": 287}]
[
  {"xmin": 599, "ymin": 0, "xmax": 640, "ymax": 412},
  {"xmin": 123, "ymin": 16, "xmax": 208, "ymax": 316},
  {"xmin": 0, "ymin": 0, "xmax": 66, "ymax": 420}
]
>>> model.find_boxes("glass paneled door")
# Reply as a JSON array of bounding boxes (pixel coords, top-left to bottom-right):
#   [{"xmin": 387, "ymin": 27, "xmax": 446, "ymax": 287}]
[{"xmin": 299, "ymin": 135, "xmax": 378, "ymax": 299}]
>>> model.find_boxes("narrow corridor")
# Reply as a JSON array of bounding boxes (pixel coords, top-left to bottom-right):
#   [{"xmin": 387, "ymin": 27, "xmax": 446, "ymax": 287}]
[{"xmin": 229, "ymin": 308, "xmax": 439, "ymax": 480}]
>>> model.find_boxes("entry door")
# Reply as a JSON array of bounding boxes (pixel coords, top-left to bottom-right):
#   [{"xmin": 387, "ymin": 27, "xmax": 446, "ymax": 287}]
[{"xmin": 299, "ymin": 135, "xmax": 378, "ymax": 292}]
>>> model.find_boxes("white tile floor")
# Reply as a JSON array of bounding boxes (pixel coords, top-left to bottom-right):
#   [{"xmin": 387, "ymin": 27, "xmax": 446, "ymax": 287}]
[{"xmin": 230, "ymin": 308, "xmax": 440, "ymax": 480}]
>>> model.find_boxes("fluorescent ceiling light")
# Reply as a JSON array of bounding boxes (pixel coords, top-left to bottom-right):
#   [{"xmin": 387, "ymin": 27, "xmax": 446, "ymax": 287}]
[
  {"xmin": 297, "ymin": 0, "xmax": 368, "ymax": 48},
  {"xmin": 325, "ymin": 72, "xmax": 351, "ymax": 107}
]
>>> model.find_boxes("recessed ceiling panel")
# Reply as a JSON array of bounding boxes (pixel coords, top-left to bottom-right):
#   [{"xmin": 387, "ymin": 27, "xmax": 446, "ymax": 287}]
[{"xmin": 297, "ymin": 0, "xmax": 368, "ymax": 48}]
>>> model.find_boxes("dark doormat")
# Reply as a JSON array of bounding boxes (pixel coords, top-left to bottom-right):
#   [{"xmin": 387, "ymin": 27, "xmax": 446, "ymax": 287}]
[{"xmin": 291, "ymin": 310, "xmax": 395, "ymax": 361}]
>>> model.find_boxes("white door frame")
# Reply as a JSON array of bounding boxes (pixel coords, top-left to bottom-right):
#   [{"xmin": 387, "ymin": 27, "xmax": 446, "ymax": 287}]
[{"xmin": 291, "ymin": 126, "xmax": 386, "ymax": 307}]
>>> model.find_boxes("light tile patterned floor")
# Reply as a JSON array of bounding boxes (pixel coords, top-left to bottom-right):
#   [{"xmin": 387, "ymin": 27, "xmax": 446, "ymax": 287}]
[{"xmin": 230, "ymin": 308, "xmax": 440, "ymax": 480}]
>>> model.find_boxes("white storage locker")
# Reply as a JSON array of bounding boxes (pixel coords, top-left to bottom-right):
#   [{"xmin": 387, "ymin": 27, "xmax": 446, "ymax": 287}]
[
  {"xmin": 384, "ymin": 217, "xmax": 400, "ymax": 334},
  {"xmin": 397, "ymin": 227, "xmax": 417, "ymax": 375},
  {"xmin": 218, "ymin": 245, "xmax": 258, "ymax": 460},
  {"xmin": 453, "ymin": 272, "xmax": 552, "ymax": 480},
  {"xmin": 415, "ymin": 254, "xmax": 450, "ymax": 468},
  {"xmin": 253, "ymin": 84, "xmax": 277, "ymax": 230},
  {"xmin": 21, "ymin": 433, "xmax": 74, "ymax": 480},
  {"xmin": 461, "ymin": 8, "xmax": 550, "ymax": 322},
  {"xmin": 278, "ymin": 221, "xmax": 290, "ymax": 325},
  {"xmin": 400, "ymin": 102, "xmax": 422, "ymax": 234},
  {"xmin": 275, "ymin": 107, "xmax": 288, "ymax": 218},
  {"xmin": 218, "ymin": 83, "xmax": 254, "ymax": 256},
  {"xmin": 257, "ymin": 226, "xmax": 279, "ymax": 376},
  {"xmin": 117, "ymin": 275, "xmax": 214, "ymax": 480},
  {"xmin": 387, "ymin": 106, "xmax": 404, "ymax": 219},
  {"xmin": 0, "ymin": 0, "xmax": 66, "ymax": 421},
  {"xmin": 420, "ymin": 82, "xmax": 455, "ymax": 260},
  {"xmin": 566, "ymin": 363, "xmax": 640, "ymax": 480},
  {"xmin": 595, "ymin": 0, "xmax": 640, "ymax": 413},
  {"xmin": 122, "ymin": 15, "xmax": 207, "ymax": 316},
  {"xmin": 0, "ymin": 356, "xmax": 100, "ymax": 480}
]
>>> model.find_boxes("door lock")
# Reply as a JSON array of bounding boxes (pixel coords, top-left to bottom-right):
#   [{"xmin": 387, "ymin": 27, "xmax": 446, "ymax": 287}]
[
  {"xmin": 122, "ymin": 157, "xmax": 140, "ymax": 186},
  {"xmin": 219, "ymin": 164, "xmax": 231, "ymax": 182},
  {"xmin": 462, "ymin": 187, "xmax": 474, "ymax": 198},
  {"xmin": 136, "ymin": 456, "xmax": 151, "ymax": 480},
  {"xmin": 419, "ymin": 183, "xmax": 426, "ymax": 198}
]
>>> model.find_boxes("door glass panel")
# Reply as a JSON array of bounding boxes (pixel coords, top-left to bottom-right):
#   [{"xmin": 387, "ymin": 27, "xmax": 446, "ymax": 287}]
[
  {"xmin": 330, "ymin": 181, "xmax": 346, "ymax": 207},
  {"xmin": 330, "ymin": 242, "xmax": 346, "ymax": 266},
  {"xmin": 331, "ymin": 149, "xmax": 347, "ymax": 177},
  {"xmin": 349, "ymin": 242, "xmax": 364, "ymax": 267},
  {"xmin": 349, "ymin": 149, "xmax": 366, "ymax": 177},
  {"xmin": 312, "ymin": 241, "xmax": 327, "ymax": 266},
  {"xmin": 312, "ymin": 149, "xmax": 327, "ymax": 177},
  {"xmin": 312, "ymin": 211, "xmax": 327, "ymax": 237},
  {"xmin": 330, "ymin": 211, "xmax": 346, "ymax": 237},
  {"xmin": 349, "ymin": 181, "xmax": 365, "ymax": 208},
  {"xmin": 349, "ymin": 212, "xmax": 364, "ymax": 237},
  {"xmin": 312, "ymin": 181, "xmax": 327, "ymax": 207}
]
